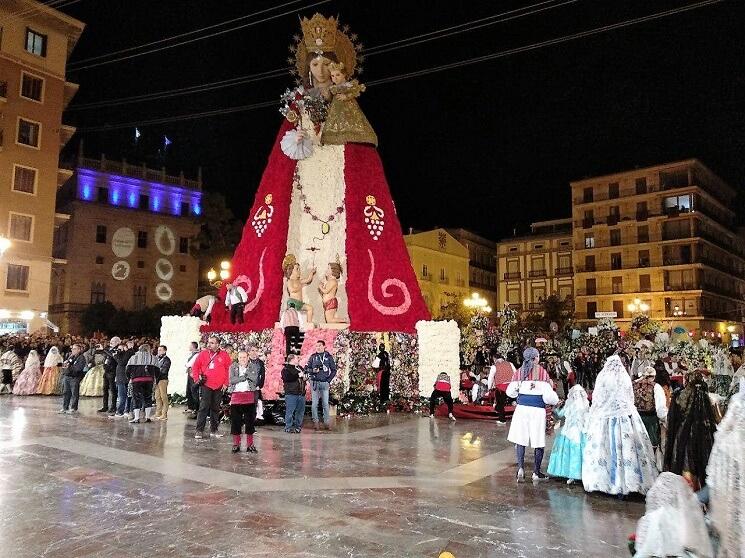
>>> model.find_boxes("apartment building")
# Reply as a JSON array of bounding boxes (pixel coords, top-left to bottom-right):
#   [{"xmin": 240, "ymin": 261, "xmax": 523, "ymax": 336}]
[
  {"xmin": 571, "ymin": 159, "xmax": 745, "ymax": 336},
  {"xmin": 50, "ymin": 153, "xmax": 202, "ymax": 333},
  {"xmin": 496, "ymin": 218, "xmax": 574, "ymax": 313},
  {"xmin": 445, "ymin": 228, "xmax": 497, "ymax": 310},
  {"xmin": 0, "ymin": 0, "xmax": 84, "ymax": 334},
  {"xmin": 404, "ymin": 228, "xmax": 470, "ymax": 315}
]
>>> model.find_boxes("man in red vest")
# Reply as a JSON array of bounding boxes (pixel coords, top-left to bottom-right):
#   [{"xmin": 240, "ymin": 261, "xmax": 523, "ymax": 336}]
[{"xmin": 191, "ymin": 335, "xmax": 232, "ymax": 439}]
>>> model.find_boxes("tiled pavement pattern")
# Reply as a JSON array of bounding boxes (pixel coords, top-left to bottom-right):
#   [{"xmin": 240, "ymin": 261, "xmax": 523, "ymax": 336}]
[{"xmin": 0, "ymin": 397, "xmax": 643, "ymax": 557}]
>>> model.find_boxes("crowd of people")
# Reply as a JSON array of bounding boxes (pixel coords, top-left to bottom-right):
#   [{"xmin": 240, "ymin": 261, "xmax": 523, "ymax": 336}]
[{"xmin": 481, "ymin": 343, "xmax": 744, "ymax": 557}]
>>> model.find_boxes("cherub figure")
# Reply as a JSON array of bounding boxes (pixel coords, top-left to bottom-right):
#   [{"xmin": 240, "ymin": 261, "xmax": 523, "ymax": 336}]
[
  {"xmin": 320, "ymin": 61, "xmax": 378, "ymax": 147},
  {"xmin": 318, "ymin": 260, "xmax": 346, "ymax": 324},
  {"xmin": 282, "ymin": 254, "xmax": 316, "ymax": 326}
]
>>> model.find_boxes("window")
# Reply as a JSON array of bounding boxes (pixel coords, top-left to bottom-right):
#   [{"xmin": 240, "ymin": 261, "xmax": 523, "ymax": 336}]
[
  {"xmin": 137, "ymin": 230, "xmax": 147, "ymax": 248},
  {"xmin": 97, "ymin": 187, "xmax": 108, "ymax": 203},
  {"xmin": 137, "ymin": 260, "xmax": 144, "ymax": 269},
  {"xmin": 6, "ymin": 264, "xmax": 29, "ymax": 291},
  {"xmin": 139, "ymin": 194, "xmax": 149, "ymax": 210},
  {"xmin": 635, "ymin": 177, "xmax": 647, "ymax": 195},
  {"xmin": 585, "ymin": 278, "xmax": 596, "ymax": 295},
  {"xmin": 582, "ymin": 187, "xmax": 593, "ymax": 203},
  {"xmin": 584, "ymin": 255, "xmax": 595, "ymax": 272},
  {"xmin": 421, "ymin": 264, "xmax": 428, "ymax": 278},
  {"xmin": 439, "ymin": 268, "xmax": 446, "ymax": 281},
  {"xmin": 20, "ymin": 72, "xmax": 43, "ymax": 102},
  {"xmin": 608, "ymin": 205, "xmax": 620, "ymax": 225},
  {"xmin": 639, "ymin": 274, "xmax": 651, "ymax": 292},
  {"xmin": 12, "ymin": 165, "xmax": 36, "ymax": 194},
  {"xmin": 90, "ymin": 282, "xmax": 106, "ymax": 304},
  {"xmin": 584, "ymin": 233, "xmax": 595, "ymax": 248},
  {"xmin": 8, "ymin": 213, "xmax": 33, "ymax": 242},
  {"xmin": 612, "ymin": 300, "xmax": 625, "ymax": 319},
  {"xmin": 17, "ymin": 118, "xmax": 40, "ymax": 147},
  {"xmin": 611, "ymin": 252, "xmax": 622, "ymax": 270},
  {"xmin": 612, "ymin": 276, "xmax": 623, "ymax": 294},
  {"xmin": 664, "ymin": 195, "xmax": 692, "ymax": 213},
  {"xmin": 507, "ymin": 289, "xmax": 520, "ymax": 304},
  {"xmin": 638, "ymin": 225, "xmax": 649, "ymax": 243},
  {"xmin": 179, "ymin": 264, "xmax": 186, "ymax": 273},
  {"xmin": 133, "ymin": 285, "xmax": 147, "ymax": 310},
  {"xmin": 180, "ymin": 202, "xmax": 190, "ymax": 215},
  {"xmin": 586, "ymin": 301, "xmax": 597, "ymax": 318},
  {"xmin": 558, "ymin": 285, "xmax": 573, "ymax": 300},
  {"xmin": 583, "ymin": 209, "xmax": 594, "ymax": 228},
  {"xmin": 610, "ymin": 229, "xmax": 621, "ymax": 246},
  {"xmin": 96, "ymin": 225, "xmax": 107, "ymax": 244},
  {"xmin": 608, "ymin": 182, "xmax": 619, "ymax": 199},
  {"xmin": 660, "ymin": 169, "xmax": 689, "ymax": 189},
  {"xmin": 534, "ymin": 244, "xmax": 544, "ymax": 250},
  {"xmin": 25, "ymin": 28, "xmax": 47, "ymax": 57},
  {"xmin": 639, "ymin": 249, "xmax": 650, "ymax": 267},
  {"xmin": 636, "ymin": 201, "xmax": 648, "ymax": 220},
  {"xmin": 95, "ymin": 256, "xmax": 104, "ymax": 265},
  {"xmin": 179, "ymin": 237, "xmax": 189, "ymax": 254}
]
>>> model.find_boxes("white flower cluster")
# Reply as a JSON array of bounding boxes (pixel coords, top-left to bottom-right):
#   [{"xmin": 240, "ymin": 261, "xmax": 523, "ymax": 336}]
[{"xmin": 416, "ymin": 320, "xmax": 460, "ymax": 398}]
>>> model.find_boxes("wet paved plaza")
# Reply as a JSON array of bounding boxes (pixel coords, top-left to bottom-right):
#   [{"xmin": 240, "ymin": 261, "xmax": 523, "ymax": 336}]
[{"xmin": 0, "ymin": 396, "xmax": 643, "ymax": 557}]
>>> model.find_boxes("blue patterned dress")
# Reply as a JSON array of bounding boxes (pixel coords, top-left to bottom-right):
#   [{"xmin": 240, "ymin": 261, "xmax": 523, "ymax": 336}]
[{"xmin": 548, "ymin": 385, "xmax": 588, "ymax": 480}]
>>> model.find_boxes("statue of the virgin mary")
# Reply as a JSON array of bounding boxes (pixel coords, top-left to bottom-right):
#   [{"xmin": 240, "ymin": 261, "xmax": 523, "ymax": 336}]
[{"xmin": 206, "ymin": 14, "xmax": 429, "ymax": 334}]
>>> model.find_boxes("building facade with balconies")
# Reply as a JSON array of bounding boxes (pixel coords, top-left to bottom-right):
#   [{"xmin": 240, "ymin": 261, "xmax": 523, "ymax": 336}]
[
  {"xmin": 404, "ymin": 228, "xmax": 470, "ymax": 315},
  {"xmin": 571, "ymin": 159, "xmax": 745, "ymax": 336},
  {"xmin": 49, "ymin": 153, "xmax": 202, "ymax": 333},
  {"xmin": 496, "ymin": 218, "xmax": 574, "ymax": 314},
  {"xmin": 445, "ymin": 228, "xmax": 497, "ymax": 310},
  {"xmin": 0, "ymin": 0, "xmax": 84, "ymax": 334}
]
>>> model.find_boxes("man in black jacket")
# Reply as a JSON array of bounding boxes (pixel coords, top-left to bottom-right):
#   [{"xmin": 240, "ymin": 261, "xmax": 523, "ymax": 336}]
[
  {"xmin": 154, "ymin": 345, "xmax": 171, "ymax": 420},
  {"xmin": 126, "ymin": 344, "xmax": 159, "ymax": 424},
  {"xmin": 59, "ymin": 344, "xmax": 87, "ymax": 415},
  {"xmin": 98, "ymin": 336, "xmax": 121, "ymax": 414},
  {"xmin": 112, "ymin": 342, "xmax": 135, "ymax": 418}
]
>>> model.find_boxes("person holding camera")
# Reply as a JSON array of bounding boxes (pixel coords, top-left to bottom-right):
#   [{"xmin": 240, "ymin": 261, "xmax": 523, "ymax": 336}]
[
  {"xmin": 305, "ymin": 340, "xmax": 337, "ymax": 431},
  {"xmin": 190, "ymin": 335, "xmax": 232, "ymax": 439}
]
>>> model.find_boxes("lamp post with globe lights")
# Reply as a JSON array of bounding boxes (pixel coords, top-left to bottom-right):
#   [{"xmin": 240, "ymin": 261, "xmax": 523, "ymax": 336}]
[
  {"xmin": 627, "ymin": 298, "xmax": 650, "ymax": 316},
  {"xmin": 463, "ymin": 292, "xmax": 492, "ymax": 316},
  {"xmin": 207, "ymin": 260, "xmax": 231, "ymax": 288}
]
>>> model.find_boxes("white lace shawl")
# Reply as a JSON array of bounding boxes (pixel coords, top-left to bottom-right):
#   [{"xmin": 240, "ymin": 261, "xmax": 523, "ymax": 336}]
[
  {"xmin": 561, "ymin": 385, "xmax": 589, "ymax": 444},
  {"xmin": 635, "ymin": 472, "xmax": 713, "ymax": 558},
  {"xmin": 707, "ymin": 378, "xmax": 745, "ymax": 557},
  {"xmin": 588, "ymin": 355, "xmax": 636, "ymax": 419}
]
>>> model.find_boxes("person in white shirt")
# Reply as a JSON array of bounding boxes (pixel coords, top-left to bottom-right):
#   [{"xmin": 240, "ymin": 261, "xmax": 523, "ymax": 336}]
[
  {"xmin": 506, "ymin": 347, "xmax": 559, "ymax": 482},
  {"xmin": 224, "ymin": 283, "xmax": 248, "ymax": 325}
]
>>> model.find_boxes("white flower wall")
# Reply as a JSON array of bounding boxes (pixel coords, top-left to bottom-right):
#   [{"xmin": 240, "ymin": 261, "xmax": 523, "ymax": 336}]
[
  {"xmin": 416, "ymin": 320, "xmax": 460, "ymax": 398},
  {"xmin": 160, "ymin": 316, "xmax": 203, "ymax": 395}
]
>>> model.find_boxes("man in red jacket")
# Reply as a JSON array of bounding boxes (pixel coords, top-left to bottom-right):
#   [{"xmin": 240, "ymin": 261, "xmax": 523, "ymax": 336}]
[{"xmin": 191, "ymin": 335, "xmax": 232, "ymax": 439}]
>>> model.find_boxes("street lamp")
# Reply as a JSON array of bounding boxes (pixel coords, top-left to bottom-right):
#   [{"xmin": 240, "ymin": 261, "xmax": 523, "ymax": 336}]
[
  {"xmin": 673, "ymin": 305, "xmax": 684, "ymax": 317},
  {"xmin": 464, "ymin": 292, "xmax": 492, "ymax": 314},
  {"xmin": 0, "ymin": 236, "xmax": 10, "ymax": 258},
  {"xmin": 627, "ymin": 298, "xmax": 649, "ymax": 314},
  {"xmin": 207, "ymin": 260, "xmax": 231, "ymax": 288}
]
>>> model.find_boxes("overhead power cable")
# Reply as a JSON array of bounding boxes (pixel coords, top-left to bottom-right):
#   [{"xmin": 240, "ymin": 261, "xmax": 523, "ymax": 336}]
[
  {"xmin": 67, "ymin": 0, "xmax": 331, "ymax": 71},
  {"xmin": 78, "ymin": 0, "xmax": 724, "ymax": 132},
  {"xmin": 68, "ymin": 0, "xmax": 576, "ymax": 111}
]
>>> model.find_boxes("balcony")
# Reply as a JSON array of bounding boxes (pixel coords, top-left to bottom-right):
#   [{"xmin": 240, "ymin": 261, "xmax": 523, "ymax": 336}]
[
  {"xmin": 636, "ymin": 210, "xmax": 648, "ymax": 221},
  {"xmin": 555, "ymin": 267, "xmax": 573, "ymax": 276},
  {"xmin": 607, "ymin": 215, "xmax": 620, "ymax": 226},
  {"xmin": 702, "ymin": 283, "xmax": 742, "ymax": 300},
  {"xmin": 504, "ymin": 272, "xmax": 521, "ymax": 280},
  {"xmin": 664, "ymin": 283, "xmax": 699, "ymax": 292},
  {"xmin": 582, "ymin": 218, "xmax": 595, "ymax": 229},
  {"xmin": 507, "ymin": 303, "xmax": 523, "ymax": 311},
  {"xmin": 455, "ymin": 279, "xmax": 466, "ymax": 287},
  {"xmin": 420, "ymin": 273, "xmax": 432, "ymax": 282},
  {"xmin": 0, "ymin": 80, "xmax": 7, "ymax": 100},
  {"xmin": 438, "ymin": 276, "xmax": 449, "ymax": 285},
  {"xmin": 528, "ymin": 270, "xmax": 547, "ymax": 278}
]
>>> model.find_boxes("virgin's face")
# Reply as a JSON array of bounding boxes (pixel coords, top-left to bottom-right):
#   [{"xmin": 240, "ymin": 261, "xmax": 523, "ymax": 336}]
[{"xmin": 309, "ymin": 56, "xmax": 331, "ymax": 84}]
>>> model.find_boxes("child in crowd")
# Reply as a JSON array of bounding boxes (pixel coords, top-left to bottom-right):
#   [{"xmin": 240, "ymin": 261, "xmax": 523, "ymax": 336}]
[
  {"xmin": 429, "ymin": 372, "xmax": 456, "ymax": 421},
  {"xmin": 547, "ymin": 385, "xmax": 589, "ymax": 484}
]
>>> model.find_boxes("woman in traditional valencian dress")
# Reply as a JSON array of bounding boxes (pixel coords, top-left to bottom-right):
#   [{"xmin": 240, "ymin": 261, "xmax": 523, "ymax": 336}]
[
  {"xmin": 12, "ymin": 350, "xmax": 42, "ymax": 395},
  {"xmin": 582, "ymin": 355, "xmax": 657, "ymax": 496},
  {"xmin": 79, "ymin": 348, "xmax": 105, "ymax": 397},
  {"xmin": 506, "ymin": 347, "xmax": 558, "ymax": 482},
  {"xmin": 37, "ymin": 346, "xmax": 64, "ymax": 395},
  {"xmin": 204, "ymin": 14, "xmax": 429, "ymax": 335},
  {"xmin": 547, "ymin": 385, "xmax": 589, "ymax": 485}
]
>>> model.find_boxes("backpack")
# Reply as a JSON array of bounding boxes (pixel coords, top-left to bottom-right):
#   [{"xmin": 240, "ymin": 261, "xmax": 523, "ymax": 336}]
[{"xmin": 633, "ymin": 376, "xmax": 656, "ymax": 412}]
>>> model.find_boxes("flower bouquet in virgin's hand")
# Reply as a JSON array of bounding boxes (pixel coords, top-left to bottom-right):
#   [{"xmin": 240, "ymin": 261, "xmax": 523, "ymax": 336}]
[{"xmin": 280, "ymin": 128, "xmax": 313, "ymax": 160}]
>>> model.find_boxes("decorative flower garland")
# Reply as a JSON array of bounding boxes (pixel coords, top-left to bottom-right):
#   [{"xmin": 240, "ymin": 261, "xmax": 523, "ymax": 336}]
[{"xmin": 293, "ymin": 169, "xmax": 345, "ymax": 228}]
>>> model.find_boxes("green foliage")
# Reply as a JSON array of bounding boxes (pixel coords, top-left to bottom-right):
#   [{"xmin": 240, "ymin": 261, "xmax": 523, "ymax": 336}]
[
  {"xmin": 435, "ymin": 291, "xmax": 472, "ymax": 328},
  {"xmin": 522, "ymin": 294, "xmax": 574, "ymax": 333},
  {"xmin": 80, "ymin": 301, "xmax": 192, "ymax": 337},
  {"xmin": 193, "ymin": 192, "xmax": 242, "ymax": 257}
]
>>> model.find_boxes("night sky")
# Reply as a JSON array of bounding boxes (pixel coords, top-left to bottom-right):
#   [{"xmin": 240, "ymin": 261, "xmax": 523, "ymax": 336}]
[{"xmin": 59, "ymin": 0, "xmax": 745, "ymax": 241}]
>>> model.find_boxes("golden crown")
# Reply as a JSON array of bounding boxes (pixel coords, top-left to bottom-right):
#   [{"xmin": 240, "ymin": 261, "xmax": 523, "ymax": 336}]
[{"xmin": 300, "ymin": 13, "xmax": 338, "ymax": 54}]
